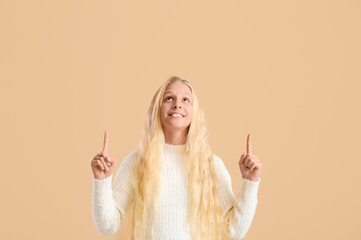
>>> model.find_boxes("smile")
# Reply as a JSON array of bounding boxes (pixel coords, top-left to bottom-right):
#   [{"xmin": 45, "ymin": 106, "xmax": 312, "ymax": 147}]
[{"xmin": 168, "ymin": 113, "xmax": 184, "ymax": 118}]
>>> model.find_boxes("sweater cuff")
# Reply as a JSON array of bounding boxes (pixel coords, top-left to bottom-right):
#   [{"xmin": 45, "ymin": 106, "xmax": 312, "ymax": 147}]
[
  {"xmin": 237, "ymin": 177, "xmax": 261, "ymax": 205},
  {"xmin": 242, "ymin": 177, "xmax": 261, "ymax": 184},
  {"xmin": 93, "ymin": 174, "xmax": 113, "ymax": 199}
]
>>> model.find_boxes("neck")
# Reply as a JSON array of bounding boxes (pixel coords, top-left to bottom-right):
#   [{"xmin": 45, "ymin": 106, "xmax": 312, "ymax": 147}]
[{"xmin": 162, "ymin": 127, "xmax": 188, "ymax": 145}]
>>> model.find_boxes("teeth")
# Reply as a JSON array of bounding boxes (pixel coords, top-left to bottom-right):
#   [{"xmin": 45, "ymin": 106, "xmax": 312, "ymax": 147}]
[{"xmin": 171, "ymin": 114, "xmax": 183, "ymax": 117}]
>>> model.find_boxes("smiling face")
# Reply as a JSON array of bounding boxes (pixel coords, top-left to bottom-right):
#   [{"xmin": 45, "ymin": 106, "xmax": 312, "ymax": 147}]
[{"xmin": 160, "ymin": 82, "xmax": 193, "ymax": 133}]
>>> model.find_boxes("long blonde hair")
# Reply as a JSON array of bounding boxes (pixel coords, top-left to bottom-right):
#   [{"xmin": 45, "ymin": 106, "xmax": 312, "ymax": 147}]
[{"xmin": 126, "ymin": 76, "xmax": 229, "ymax": 240}]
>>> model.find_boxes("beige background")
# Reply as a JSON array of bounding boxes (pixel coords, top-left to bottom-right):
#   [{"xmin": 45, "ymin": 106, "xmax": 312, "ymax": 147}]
[{"xmin": 1, "ymin": 0, "xmax": 360, "ymax": 239}]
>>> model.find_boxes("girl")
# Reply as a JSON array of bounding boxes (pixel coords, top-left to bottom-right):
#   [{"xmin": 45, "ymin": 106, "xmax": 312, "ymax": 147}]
[{"xmin": 91, "ymin": 76, "xmax": 262, "ymax": 240}]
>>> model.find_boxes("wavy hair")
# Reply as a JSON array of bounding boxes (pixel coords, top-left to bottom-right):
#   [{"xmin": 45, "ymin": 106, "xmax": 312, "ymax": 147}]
[{"xmin": 126, "ymin": 76, "xmax": 229, "ymax": 240}]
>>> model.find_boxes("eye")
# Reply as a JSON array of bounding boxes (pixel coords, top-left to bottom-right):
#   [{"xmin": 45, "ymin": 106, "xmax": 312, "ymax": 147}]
[
  {"xmin": 183, "ymin": 98, "xmax": 189, "ymax": 102},
  {"xmin": 165, "ymin": 96, "xmax": 173, "ymax": 101}
]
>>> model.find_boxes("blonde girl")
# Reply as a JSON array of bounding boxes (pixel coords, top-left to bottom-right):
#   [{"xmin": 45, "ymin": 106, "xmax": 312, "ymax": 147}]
[{"xmin": 91, "ymin": 76, "xmax": 262, "ymax": 240}]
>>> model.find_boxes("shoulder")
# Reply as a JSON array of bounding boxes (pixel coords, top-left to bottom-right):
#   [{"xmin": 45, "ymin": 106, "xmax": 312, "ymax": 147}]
[
  {"xmin": 114, "ymin": 150, "xmax": 139, "ymax": 179},
  {"xmin": 212, "ymin": 153, "xmax": 227, "ymax": 171},
  {"xmin": 212, "ymin": 153, "xmax": 223, "ymax": 165},
  {"xmin": 113, "ymin": 150, "xmax": 139, "ymax": 189},
  {"xmin": 122, "ymin": 150, "xmax": 139, "ymax": 163},
  {"xmin": 118, "ymin": 150, "xmax": 140, "ymax": 170},
  {"xmin": 212, "ymin": 153, "xmax": 232, "ymax": 183}
]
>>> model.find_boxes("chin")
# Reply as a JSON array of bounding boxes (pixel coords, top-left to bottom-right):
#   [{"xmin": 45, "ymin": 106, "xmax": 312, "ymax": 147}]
[{"xmin": 166, "ymin": 123, "xmax": 189, "ymax": 130}]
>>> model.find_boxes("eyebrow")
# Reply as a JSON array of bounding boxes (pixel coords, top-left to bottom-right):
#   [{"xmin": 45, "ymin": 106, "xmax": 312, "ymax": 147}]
[{"xmin": 163, "ymin": 91, "xmax": 192, "ymax": 98}]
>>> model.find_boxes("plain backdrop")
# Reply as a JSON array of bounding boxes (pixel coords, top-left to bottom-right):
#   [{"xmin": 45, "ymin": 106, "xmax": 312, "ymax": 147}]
[{"xmin": 1, "ymin": 0, "xmax": 360, "ymax": 239}]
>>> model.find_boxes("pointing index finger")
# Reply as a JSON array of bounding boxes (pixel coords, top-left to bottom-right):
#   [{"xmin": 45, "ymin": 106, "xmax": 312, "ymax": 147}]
[
  {"xmin": 247, "ymin": 133, "xmax": 252, "ymax": 154},
  {"xmin": 103, "ymin": 130, "xmax": 109, "ymax": 154}
]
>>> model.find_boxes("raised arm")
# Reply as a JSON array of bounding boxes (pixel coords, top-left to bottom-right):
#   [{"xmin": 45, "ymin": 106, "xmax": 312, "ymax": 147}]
[
  {"xmin": 92, "ymin": 152, "xmax": 137, "ymax": 236},
  {"xmin": 91, "ymin": 131, "xmax": 136, "ymax": 236},
  {"xmin": 213, "ymin": 154, "xmax": 261, "ymax": 240}
]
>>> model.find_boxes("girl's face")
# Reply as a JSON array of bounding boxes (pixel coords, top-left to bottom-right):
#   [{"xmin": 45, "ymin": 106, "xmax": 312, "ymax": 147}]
[{"xmin": 160, "ymin": 82, "xmax": 193, "ymax": 132}]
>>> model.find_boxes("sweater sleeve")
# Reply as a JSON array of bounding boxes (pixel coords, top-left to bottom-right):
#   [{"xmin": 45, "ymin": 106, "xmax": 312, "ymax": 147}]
[
  {"xmin": 91, "ymin": 151, "xmax": 137, "ymax": 236},
  {"xmin": 213, "ymin": 154, "xmax": 261, "ymax": 240}
]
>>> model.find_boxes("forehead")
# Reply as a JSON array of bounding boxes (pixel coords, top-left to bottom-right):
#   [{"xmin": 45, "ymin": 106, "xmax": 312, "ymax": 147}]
[{"xmin": 164, "ymin": 83, "xmax": 192, "ymax": 96}]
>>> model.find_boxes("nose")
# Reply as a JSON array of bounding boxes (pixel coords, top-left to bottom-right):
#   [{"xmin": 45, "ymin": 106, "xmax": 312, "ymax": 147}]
[{"xmin": 173, "ymin": 103, "xmax": 181, "ymax": 109}]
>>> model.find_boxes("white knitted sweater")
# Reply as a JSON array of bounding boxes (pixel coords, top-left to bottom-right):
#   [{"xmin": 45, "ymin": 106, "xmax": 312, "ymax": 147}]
[{"xmin": 92, "ymin": 143, "xmax": 261, "ymax": 240}]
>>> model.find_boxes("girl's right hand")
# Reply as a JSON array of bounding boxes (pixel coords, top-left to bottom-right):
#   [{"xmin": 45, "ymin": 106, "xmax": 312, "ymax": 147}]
[{"xmin": 91, "ymin": 130, "xmax": 117, "ymax": 180}]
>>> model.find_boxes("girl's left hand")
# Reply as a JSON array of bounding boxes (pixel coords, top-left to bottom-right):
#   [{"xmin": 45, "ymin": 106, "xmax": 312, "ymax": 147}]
[{"xmin": 239, "ymin": 134, "xmax": 263, "ymax": 182}]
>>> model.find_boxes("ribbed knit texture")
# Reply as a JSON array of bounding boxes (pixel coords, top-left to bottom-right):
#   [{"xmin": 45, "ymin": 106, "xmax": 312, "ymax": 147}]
[{"xmin": 92, "ymin": 143, "xmax": 261, "ymax": 239}]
